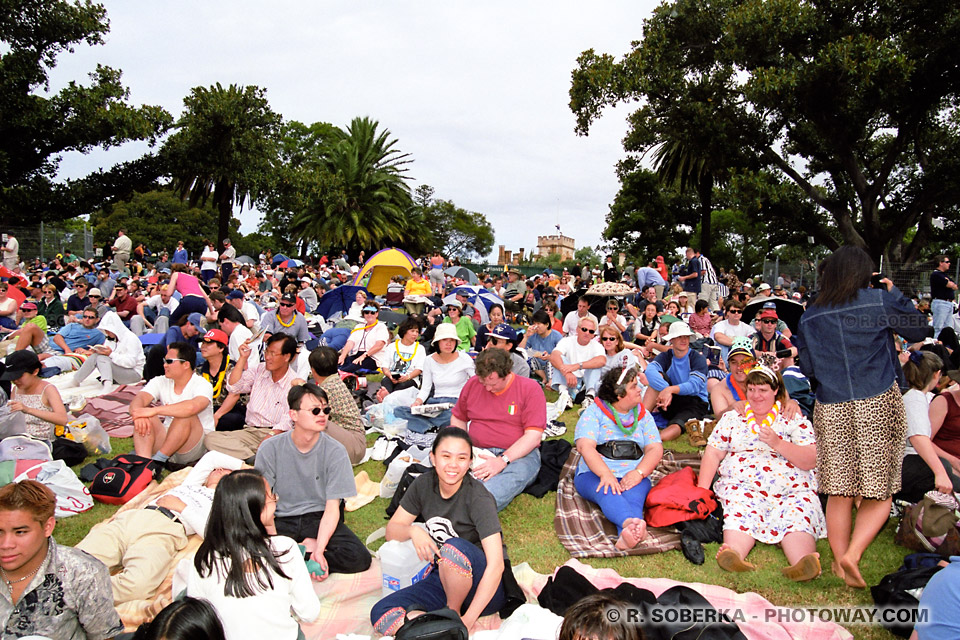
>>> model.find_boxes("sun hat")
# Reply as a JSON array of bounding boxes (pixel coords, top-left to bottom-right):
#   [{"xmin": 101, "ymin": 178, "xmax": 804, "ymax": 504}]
[
  {"xmin": 756, "ymin": 283, "xmax": 772, "ymax": 293},
  {"xmin": 1, "ymin": 350, "xmax": 41, "ymax": 380},
  {"xmin": 88, "ymin": 288, "xmax": 102, "ymax": 297},
  {"xmin": 446, "ymin": 299, "xmax": 463, "ymax": 309},
  {"xmin": 202, "ymin": 329, "xmax": 229, "ymax": 345},
  {"xmin": 664, "ymin": 322, "xmax": 696, "ymax": 343},
  {"xmin": 432, "ymin": 323, "xmax": 461, "ymax": 344}
]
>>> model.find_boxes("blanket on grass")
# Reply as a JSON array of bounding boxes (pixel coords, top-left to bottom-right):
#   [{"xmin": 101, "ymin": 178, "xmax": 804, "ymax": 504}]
[
  {"xmin": 555, "ymin": 449, "xmax": 703, "ymax": 558},
  {"xmin": 79, "ymin": 384, "xmax": 141, "ymax": 438}
]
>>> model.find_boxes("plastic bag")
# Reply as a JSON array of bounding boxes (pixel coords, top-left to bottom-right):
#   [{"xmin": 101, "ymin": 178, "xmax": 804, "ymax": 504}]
[
  {"xmin": 15, "ymin": 459, "xmax": 93, "ymax": 517},
  {"xmin": 61, "ymin": 414, "xmax": 112, "ymax": 455},
  {"xmin": 380, "ymin": 446, "xmax": 431, "ymax": 499},
  {"xmin": 0, "ymin": 406, "xmax": 27, "ymax": 441}
]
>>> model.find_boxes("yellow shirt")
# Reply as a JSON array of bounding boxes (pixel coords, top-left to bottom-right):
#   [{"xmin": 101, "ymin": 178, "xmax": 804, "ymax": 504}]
[{"xmin": 405, "ymin": 278, "xmax": 432, "ymax": 296}]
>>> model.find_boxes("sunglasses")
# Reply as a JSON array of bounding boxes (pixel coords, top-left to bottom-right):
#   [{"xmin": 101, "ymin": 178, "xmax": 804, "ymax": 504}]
[
  {"xmin": 362, "ymin": 310, "xmax": 378, "ymax": 315},
  {"xmin": 601, "ymin": 336, "xmax": 618, "ymax": 342},
  {"xmin": 82, "ymin": 315, "xmax": 98, "ymax": 320},
  {"xmin": 579, "ymin": 327, "xmax": 596, "ymax": 334},
  {"xmin": 301, "ymin": 406, "xmax": 331, "ymax": 416},
  {"xmin": 728, "ymin": 309, "xmax": 742, "ymax": 314},
  {"xmin": 201, "ymin": 339, "xmax": 222, "ymax": 345},
  {"xmin": 163, "ymin": 358, "xmax": 187, "ymax": 365},
  {"xmin": 279, "ymin": 302, "xmax": 295, "ymax": 308},
  {"xmin": 760, "ymin": 319, "xmax": 778, "ymax": 324}
]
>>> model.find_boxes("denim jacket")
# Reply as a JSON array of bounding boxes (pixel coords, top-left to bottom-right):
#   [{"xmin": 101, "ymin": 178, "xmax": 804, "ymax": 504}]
[{"xmin": 797, "ymin": 286, "xmax": 930, "ymax": 404}]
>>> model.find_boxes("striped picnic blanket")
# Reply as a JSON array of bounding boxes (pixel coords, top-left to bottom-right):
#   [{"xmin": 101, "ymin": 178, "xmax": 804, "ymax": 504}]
[
  {"xmin": 80, "ymin": 384, "xmax": 143, "ymax": 438},
  {"xmin": 555, "ymin": 449, "xmax": 703, "ymax": 558}
]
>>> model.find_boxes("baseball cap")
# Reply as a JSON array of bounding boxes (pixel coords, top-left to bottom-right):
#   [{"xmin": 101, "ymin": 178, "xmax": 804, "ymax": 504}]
[
  {"xmin": 202, "ymin": 329, "xmax": 229, "ymax": 345},
  {"xmin": 1, "ymin": 350, "xmax": 40, "ymax": 380},
  {"xmin": 756, "ymin": 283, "xmax": 772, "ymax": 293},
  {"xmin": 227, "ymin": 289, "xmax": 245, "ymax": 300},
  {"xmin": 187, "ymin": 312, "xmax": 206, "ymax": 329},
  {"xmin": 758, "ymin": 301, "xmax": 778, "ymax": 319},
  {"xmin": 280, "ymin": 292, "xmax": 298, "ymax": 304},
  {"xmin": 19, "ymin": 301, "xmax": 37, "ymax": 311},
  {"xmin": 490, "ymin": 323, "xmax": 518, "ymax": 342}
]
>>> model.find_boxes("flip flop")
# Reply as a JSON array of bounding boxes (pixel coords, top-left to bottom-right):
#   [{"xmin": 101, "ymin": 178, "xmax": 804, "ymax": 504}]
[
  {"xmin": 717, "ymin": 548, "xmax": 756, "ymax": 572},
  {"xmin": 782, "ymin": 553, "xmax": 821, "ymax": 582}
]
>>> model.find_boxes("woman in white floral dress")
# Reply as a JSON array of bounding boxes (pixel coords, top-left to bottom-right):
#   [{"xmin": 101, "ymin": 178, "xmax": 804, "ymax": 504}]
[{"xmin": 697, "ymin": 365, "xmax": 826, "ymax": 581}]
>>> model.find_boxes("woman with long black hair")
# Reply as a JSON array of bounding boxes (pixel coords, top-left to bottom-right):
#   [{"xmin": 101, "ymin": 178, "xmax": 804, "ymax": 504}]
[{"xmin": 174, "ymin": 469, "xmax": 320, "ymax": 640}]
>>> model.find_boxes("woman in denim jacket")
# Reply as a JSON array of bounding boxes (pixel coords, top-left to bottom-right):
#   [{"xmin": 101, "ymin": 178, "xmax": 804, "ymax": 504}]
[{"xmin": 798, "ymin": 246, "xmax": 930, "ymax": 588}]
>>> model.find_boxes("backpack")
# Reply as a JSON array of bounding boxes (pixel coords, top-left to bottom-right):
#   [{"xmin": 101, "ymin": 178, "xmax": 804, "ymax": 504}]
[
  {"xmin": 86, "ymin": 454, "xmax": 160, "ymax": 505},
  {"xmin": 394, "ymin": 608, "xmax": 468, "ymax": 640},
  {"xmin": 0, "ymin": 435, "xmax": 52, "ymax": 462},
  {"xmin": 871, "ymin": 560, "xmax": 944, "ymax": 637}
]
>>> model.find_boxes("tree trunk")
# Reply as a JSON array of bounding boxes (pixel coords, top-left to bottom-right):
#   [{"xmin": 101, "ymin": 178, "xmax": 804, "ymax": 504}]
[
  {"xmin": 217, "ymin": 197, "xmax": 231, "ymax": 248},
  {"xmin": 698, "ymin": 174, "xmax": 714, "ymax": 256}
]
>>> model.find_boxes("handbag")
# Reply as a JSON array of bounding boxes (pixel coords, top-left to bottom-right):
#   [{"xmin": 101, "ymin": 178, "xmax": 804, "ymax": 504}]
[{"xmin": 394, "ymin": 608, "xmax": 467, "ymax": 640}]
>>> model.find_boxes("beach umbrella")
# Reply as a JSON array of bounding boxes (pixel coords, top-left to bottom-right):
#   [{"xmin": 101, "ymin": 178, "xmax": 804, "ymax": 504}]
[
  {"xmin": 271, "ymin": 253, "xmax": 289, "ymax": 266},
  {"xmin": 742, "ymin": 297, "xmax": 805, "ymax": 334},
  {"xmin": 235, "ymin": 255, "xmax": 256, "ymax": 265},
  {"xmin": 279, "ymin": 258, "xmax": 304, "ymax": 268},
  {"xmin": 315, "ymin": 285, "xmax": 367, "ymax": 320},
  {"xmin": 444, "ymin": 266, "xmax": 479, "ymax": 284},
  {"xmin": 445, "ymin": 286, "xmax": 503, "ymax": 324}
]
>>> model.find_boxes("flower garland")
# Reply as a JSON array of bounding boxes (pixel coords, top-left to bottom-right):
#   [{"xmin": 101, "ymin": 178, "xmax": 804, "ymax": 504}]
[
  {"xmin": 276, "ymin": 312, "xmax": 295, "ymax": 328},
  {"xmin": 745, "ymin": 400, "xmax": 780, "ymax": 434},
  {"xmin": 395, "ymin": 339, "xmax": 419, "ymax": 362},
  {"xmin": 594, "ymin": 398, "xmax": 645, "ymax": 436}
]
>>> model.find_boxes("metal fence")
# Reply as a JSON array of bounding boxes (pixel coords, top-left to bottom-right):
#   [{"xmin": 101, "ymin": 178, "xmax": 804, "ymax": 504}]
[
  {"xmin": 759, "ymin": 258, "xmax": 955, "ymax": 298},
  {"xmin": 760, "ymin": 259, "xmax": 819, "ymax": 292},
  {"xmin": 4, "ymin": 223, "xmax": 94, "ymax": 265}
]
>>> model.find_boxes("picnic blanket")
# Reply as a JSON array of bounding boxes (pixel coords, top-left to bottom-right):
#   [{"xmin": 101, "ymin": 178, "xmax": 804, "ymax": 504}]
[
  {"xmin": 555, "ymin": 449, "xmax": 703, "ymax": 558},
  {"xmin": 74, "ymin": 384, "xmax": 143, "ymax": 438},
  {"xmin": 531, "ymin": 560, "xmax": 853, "ymax": 640}
]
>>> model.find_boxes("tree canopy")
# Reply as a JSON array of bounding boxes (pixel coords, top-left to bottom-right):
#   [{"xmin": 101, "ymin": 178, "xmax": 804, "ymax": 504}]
[
  {"xmin": 0, "ymin": 0, "xmax": 172, "ymax": 225},
  {"xmin": 571, "ymin": 0, "xmax": 960, "ymax": 266},
  {"xmin": 406, "ymin": 185, "xmax": 495, "ymax": 260}
]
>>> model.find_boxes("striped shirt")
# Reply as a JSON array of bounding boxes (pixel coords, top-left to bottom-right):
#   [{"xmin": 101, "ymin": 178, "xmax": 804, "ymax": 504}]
[
  {"xmin": 227, "ymin": 362, "xmax": 297, "ymax": 431},
  {"xmin": 699, "ymin": 254, "xmax": 719, "ymax": 285}
]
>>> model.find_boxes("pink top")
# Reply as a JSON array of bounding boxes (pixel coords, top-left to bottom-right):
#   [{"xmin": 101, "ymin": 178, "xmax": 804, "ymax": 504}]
[
  {"xmin": 176, "ymin": 272, "xmax": 204, "ymax": 297},
  {"xmin": 452, "ymin": 374, "xmax": 546, "ymax": 449},
  {"xmin": 688, "ymin": 311, "xmax": 713, "ymax": 336}
]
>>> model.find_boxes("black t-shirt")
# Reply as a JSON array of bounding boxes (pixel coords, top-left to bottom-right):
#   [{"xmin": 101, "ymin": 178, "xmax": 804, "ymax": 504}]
[
  {"xmin": 400, "ymin": 470, "xmax": 506, "ymax": 558},
  {"xmin": 931, "ymin": 269, "xmax": 954, "ymax": 301}
]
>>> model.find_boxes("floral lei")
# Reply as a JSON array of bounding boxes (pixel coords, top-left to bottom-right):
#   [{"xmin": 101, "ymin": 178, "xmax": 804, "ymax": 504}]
[{"xmin": 745, "ymin": 400, "xmax": 780, "ymax": 434}]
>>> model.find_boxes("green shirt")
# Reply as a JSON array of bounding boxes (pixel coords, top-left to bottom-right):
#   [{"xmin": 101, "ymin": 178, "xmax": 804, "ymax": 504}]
[{"xmin": 443, "ymin": 316, "xmax": 476, "ymax": 351}]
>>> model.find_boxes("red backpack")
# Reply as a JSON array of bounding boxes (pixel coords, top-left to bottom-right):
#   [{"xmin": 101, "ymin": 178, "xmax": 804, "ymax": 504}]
[
  {"xmin": 644, "ymin": 467, "xmax": 717, "ymax": 528},
  {"xmin": 88, "ymin": 454, "xmax": 160, "ymax": 505}
]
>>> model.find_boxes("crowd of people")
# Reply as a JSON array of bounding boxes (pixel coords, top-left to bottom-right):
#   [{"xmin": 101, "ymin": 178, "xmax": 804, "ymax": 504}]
[{"xmin": 0, "ymin": 230, "xmax": 959, "ymax": 639}]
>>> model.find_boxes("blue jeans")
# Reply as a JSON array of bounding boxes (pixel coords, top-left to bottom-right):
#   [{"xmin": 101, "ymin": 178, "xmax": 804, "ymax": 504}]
[
  {"xmin": 550, "ymin": 365, "xmax": 601, "ymax": 396},
  {"xmin": 932, "ymin": 299, "xmax": 954, "ymax": 339},
  {"xmin": 478, "ymin": 447, "xmax": 541, "ymax": 511},
  {"xmin": 574, "ymin": 470, "xmax": 652, "ymax": 533},
  {"xmin": 393, "ymin": 396, "xmax": 459, "ymax": 433},
  {"xmin": 370, "ymin": 537, "xmax": 506, "ymax": 635}
]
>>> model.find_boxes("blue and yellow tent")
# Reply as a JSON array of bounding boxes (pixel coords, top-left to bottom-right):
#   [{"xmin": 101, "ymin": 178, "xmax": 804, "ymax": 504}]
[{"xmin": 351, "ymin": 248, "xmax": 419, "ymax": 295}]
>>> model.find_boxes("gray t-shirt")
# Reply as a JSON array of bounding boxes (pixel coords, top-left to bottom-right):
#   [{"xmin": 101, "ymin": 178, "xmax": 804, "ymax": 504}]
[
  {"xmin": 255, "ymin": 432, "xmax": 356, "ymax": 517},
  {"xmin": 401, "ymin": 470, "xmax": 505, "ymax": 558},
  {"xmin": 261, "ymin": 311, "xmax": 311, "ymax": 343}
]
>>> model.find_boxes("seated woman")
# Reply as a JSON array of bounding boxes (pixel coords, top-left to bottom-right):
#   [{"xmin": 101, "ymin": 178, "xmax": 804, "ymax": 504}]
[
  {"xmin": 897, "ymin": 351, "xmax": 960, "ymax": 503},
  {"xmin": 1, "ymin": 350, "xmax": 69, "ymax": 443},
  {"xmin": 174, "ymin": 469, "xmax": 321, "ymax": 640},
  {"xmin": 370, "ymin": 427, "xmax": 514, "ymax": 636},
  {"xmin": 67, "ymin": 311, "xmax": 145, "ymax": 391},
  {"xmin": 687, "ymin": 300, "xmax": 714, "ymax": 338},
  {"xmin": 394, "ymin": 324, "xmax": 475, "ymax": 433},
  {"xmin": 403, "ymin": 268, "xmax": 432, "ymax": 316},
  {"xmin": 574, "ymin": 366, "xmax": 663, "ymax": 549},
  {"xmin": 597, "ymin": 326, "xmax": 645, "ymax": 384},
  {"xmin": 475, "ymin": 303, "xmax": 504, "ymax": 352},
  {"xmin": 633, "ymin": 301, "xmax": 660, "ymax": 346},
  {"xmin": 133, "ymin": 597, "xmax": 226, "ymax": 640},
  {"xmin": 927, "ymin": 373, "xmax": 960, "ymax": 479},
  {"xmin": 598, "ymin": 300, "xmax": 629, "ymax": 336},
  {"xmin": 37, "ymin": 284, "xmax": 65, "ymax": 328},
  {"xmin": 376, "ymin": 318, "xmax": 426, "ymax": 402},
  {"xmin": 346, "ymin": 289, "xmax": 369, "ymax": 321},
  {"xmin": 198, "ymin": 329, "xmax": 246, "ymax": 432},
  {"xmin": 338, "ymin": 300, "xmax": 390, "ymax": 373},
  {"xmin": 697, "ymin": 365, "xmax": 825, "ymax": 581},
  {"xmin": 442, "ymin": 300, "xmax": 476, "ymax": 352}
]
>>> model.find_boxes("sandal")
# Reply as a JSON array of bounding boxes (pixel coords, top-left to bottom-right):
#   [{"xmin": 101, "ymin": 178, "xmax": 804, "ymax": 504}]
[
  {"xmin": 717, "ymin": 548, "xmax": 756, "ymax": 572},
  {"xmin": 782, "ymin": 553, "xmax": 821, "ymax": 582}
]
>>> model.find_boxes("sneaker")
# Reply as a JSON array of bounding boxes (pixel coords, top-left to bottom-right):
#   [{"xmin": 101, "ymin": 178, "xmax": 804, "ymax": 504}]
[
  {"xmin": 542, "ymin": 420, "xmax": 567, "ymax": 440},
  {"xmin": 556, "ymin": 389, "xmax": 572, "ymax": 411}
]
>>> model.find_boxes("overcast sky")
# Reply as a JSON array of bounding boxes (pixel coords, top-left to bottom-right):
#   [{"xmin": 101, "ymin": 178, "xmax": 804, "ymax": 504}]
[{"xmin": 51, "ymin": 1, "xmax": 660, "ymax": 260}]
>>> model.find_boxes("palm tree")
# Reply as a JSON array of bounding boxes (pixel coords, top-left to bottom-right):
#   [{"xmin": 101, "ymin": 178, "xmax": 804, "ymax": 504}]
[
  {"xmin": 291, "ymin": 117, "xmax": 414, "ymax": 251},
  {"xmin": 163, "ymin": 83, "xmax": 281, "ymax": 246},
  {"xmin": 652, "ymin": 138, "xmax": 719, "ymax": 255}
]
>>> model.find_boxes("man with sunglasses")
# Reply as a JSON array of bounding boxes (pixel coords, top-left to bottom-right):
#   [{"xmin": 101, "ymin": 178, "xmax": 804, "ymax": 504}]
[
  {"xmin": 931, "ymin": 254, "xmax": 957, "ymax": 337},
  {"xmin": 130, "ymin": 341, "xmax": 214, "ymax": 468},
  {"xmin": 64, "ymin": 280, "xmax": 90, "ymax": 323},
  {"xmin": 260, "ymin": 292, "xmax": 310, "ymax": 345},
  {"xmin": 549, "ymin": 317, "xmax": 606, "ymax": 410},
  {"xmin": 711, "ymin": 299, "xmax": 755, "ymax": 363},
  {"xmin": 751, "ymin": 305, "xmax": 797, "ymax": 365}
]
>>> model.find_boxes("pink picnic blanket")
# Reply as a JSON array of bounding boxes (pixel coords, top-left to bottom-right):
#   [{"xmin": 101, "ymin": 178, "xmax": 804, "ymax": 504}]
[{"xmin": 81, "ymin": 383, "xmax": 143, "ymax": 438}]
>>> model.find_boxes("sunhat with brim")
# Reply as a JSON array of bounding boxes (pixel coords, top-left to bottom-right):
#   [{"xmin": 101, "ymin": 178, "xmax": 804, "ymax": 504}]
[
  {"xmin": 432, "ymin": 323, "xmax": 461, "ymax": 344},
  {"xmin": 446, "ymin": 300, "xmax": 463, "ymax": 310},
  {"xmin": 664, "ymin": 322, "xmax": 696, "ymax": 343},
  {"xmin": 1, "ymin": 350, "xmax": 41, "ymax": 380},
  {"xmin": 756, "ymin": 283, "xmax": 772, "ymax": 292}
]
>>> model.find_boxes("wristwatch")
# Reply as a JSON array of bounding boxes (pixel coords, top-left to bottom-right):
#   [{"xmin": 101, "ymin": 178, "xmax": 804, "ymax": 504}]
[{"xmin": 500, "ymin": 453, "xmax": 511, "ymax": 465}]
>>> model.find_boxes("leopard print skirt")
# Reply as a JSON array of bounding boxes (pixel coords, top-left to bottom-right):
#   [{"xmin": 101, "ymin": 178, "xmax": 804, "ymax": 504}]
[{"xmin": 812, "ymin": 384, "xmax": 906, "ymax": 499}]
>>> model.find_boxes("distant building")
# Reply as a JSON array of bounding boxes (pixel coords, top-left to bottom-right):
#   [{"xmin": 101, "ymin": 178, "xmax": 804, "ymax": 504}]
[
  {"xmin": 497, "ymin": 245, "xmax": 526, "ymax": 266},
  {"xmin": 535, "ymin": 234, "xmax": 575, "ymax": 261}
]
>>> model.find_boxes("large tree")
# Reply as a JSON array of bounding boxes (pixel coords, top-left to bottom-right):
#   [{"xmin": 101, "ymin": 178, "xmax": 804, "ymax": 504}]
[
  {"xmin": 163, "ymin": 83, "xmax": 282, "ymax": 247},
  {"xmin": 407, "ymin": 184, "xmax": 495, "ymax": 260},
  {"xmin": 290, "ymin": 117, "xmax": 413, "ymax": 252},
  {"xmin": 570, "ymin": 0, "xmax": 960, "ymax": 266},
  {"xmin": 0, "ymin": 0, "xmax": 172, "ymax": 224}
]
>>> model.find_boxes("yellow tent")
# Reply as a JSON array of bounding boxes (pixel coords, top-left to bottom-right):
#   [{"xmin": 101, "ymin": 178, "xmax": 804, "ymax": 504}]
[{"xmin": 352, "ymin": 248, "xmax": 419, "ymax": 295}]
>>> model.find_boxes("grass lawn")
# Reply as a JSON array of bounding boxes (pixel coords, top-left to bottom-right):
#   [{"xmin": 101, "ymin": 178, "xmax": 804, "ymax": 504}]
[{"xmin": 55, "ymin": 394, "xmax": 905, "ymax": 640}]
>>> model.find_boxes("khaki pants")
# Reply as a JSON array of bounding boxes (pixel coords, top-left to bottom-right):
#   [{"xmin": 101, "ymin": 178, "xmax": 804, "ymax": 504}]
[
  {"xmin": 203, "ymin": 425, "xmax": 273, "ymax": 461},
  {"xmin": 326, "ymin": 421, "xmax": 366, "ymax": 465},
  {"xmin": 76, "ymin": 508, "xmax": 188, "ymax": 604}
]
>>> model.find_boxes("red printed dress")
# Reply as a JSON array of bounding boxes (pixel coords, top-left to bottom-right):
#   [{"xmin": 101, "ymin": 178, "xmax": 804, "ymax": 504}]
[{"xmin": 707, "ymin": 409, "xmax": 826, "ymax": 544}]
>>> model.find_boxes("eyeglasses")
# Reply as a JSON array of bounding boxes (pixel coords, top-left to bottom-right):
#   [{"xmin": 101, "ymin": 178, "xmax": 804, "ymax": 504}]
[
  {"xmin": 301, "ymin": 406, "xmax": 331, "ymax": 416},
  {"xmin": 601, "ymin": 336, "xmax": 618, "ymax": 342},
  {"xmin": 163, "ymin": 358, "xmax": 187, "ymax": 364},
  {"xmin": 82, "ymin": 315, "xmax": 98, "ymax": 320},
  {"xmin": 279, "ymin": 302, "xmax": 295, "ymax": 308},
  {"xmin": 728, "ymin": 309, "xmax": 742, "ymax": 314},
  {"xmin": 760, "ymin": 319, "xmax": 778, "ymax": 324},
  {"xmin": 579, "ymin": 327, "xmax": 596, "ymax": 334}
]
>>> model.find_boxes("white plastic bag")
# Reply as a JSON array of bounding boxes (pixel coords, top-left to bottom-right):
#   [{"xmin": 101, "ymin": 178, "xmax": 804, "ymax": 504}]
[
  {"xmin": 0, "ymin": 406, "xmax": 27, "ymax": 441},
  {"xmin": 379, "ymin": 446, "xmax": 431, "ymax": 499},
  {"xmin": 15, "ymin": 459, "xmax": 93, "ymax": 517}
]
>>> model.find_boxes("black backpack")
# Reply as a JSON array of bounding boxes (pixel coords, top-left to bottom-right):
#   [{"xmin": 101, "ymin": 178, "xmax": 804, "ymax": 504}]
[
  {"xmin": 871, "ymin": 558, "xmax": 944, "ymax": 638},
  {"xmin": 84, "ymin": 454, "xmax": 160, "ymax": 505},
  {"xmin": 394, "ymin": 608, "xmax": 467, "ymax": 640}
]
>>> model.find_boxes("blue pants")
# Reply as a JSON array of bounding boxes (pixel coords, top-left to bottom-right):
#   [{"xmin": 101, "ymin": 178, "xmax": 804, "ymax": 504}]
[
  {"xmin": 479, "ymin": 447, "xmax": 541, "ymax": 512},
  {"xmin": 370, "ymin": 537, "xmax": 506, "ymax": 635},
  {"xmin": 550, "ymin": 365, "xmax": 601, "ymax": 396},
  {"xmin": 574, "ymin": 470, "xmax": 651, "ymax": 534},
  {"xmin": 169, "ymin": 295, "xmax": 207, "ymax": 325},
  {"xmin": 932, "ymin": 299, "xmax": 954, "ymax": 339},
  {"xmin": 394, "ymin": 396, "xmax": 458, "ymax": 433}
]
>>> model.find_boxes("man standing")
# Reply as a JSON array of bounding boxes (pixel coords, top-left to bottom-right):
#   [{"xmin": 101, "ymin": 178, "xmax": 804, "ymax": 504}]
[
  {"xmin": 111, "ymin": 228, "xmax": 132, "ymax": 272},
  {"xmin": 0, "ymin": 480, "xmax": 123, "ymax": 639},
  {"xmin": 678, "ymin": 247, "xmax": 702, "ymax": 298},
  {"xmin": 451, "ymin": 348, "xmax": 546, "ymax": 511},
  {"xmin": 931, "ymin": 254, "xmax": 957, "ymax": 338},
  {"xmin": 1, "ymin": 232, "xmax": 18, "ymax": 272},
  {"xmin": 131, "ymin": 342, "xmax": 215, "ymax": 467},
  {"xmin": 219, "ymin": 238, "xmax": 237, "ymax": 283},
  {"xmin": 695, "ymin": 249, "xmax": 720, "ymax": 311},
  {"xmin": 549, "ymin": 316, "xmax": 606, "ymax": 410},
  {"xmin": 172, "ymin": 240, "xmax": 189, "ymax": 265},
  {"xmin": 643, "ymin": 322, "xmax": 709, "ymax": 442},
  {"xmin": 636, "ymin": 260, "xmax": 667, "ymax": 300}
]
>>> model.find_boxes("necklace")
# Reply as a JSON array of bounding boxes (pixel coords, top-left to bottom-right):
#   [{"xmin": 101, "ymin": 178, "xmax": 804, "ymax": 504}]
[
  {"xmin": 276, "ymin": 312, "xmax": 295, "ymax": 328},
  {"xmin": 395, "ymin": 340, "xmax": 418, "ymax": 362},
  {"xmin": 1, "ymin": 563, "xmax": 41, "ymax": 589},
  {"xmin": 745, "ymin": 401, "xmax": 780, "ymax": 434},
  {"xmin": 595, "ymin": 398, "xmax": 644, "ymax": 435}
]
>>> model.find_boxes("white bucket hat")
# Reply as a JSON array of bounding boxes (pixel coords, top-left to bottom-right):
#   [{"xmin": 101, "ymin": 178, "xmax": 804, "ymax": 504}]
[
  {"xmin": 432, "ymin": 323, "xmax": 461, "ymax": 344},
  {"xmin": 664, "ymin": 321, "xmax": 696, "ymax": 343}
]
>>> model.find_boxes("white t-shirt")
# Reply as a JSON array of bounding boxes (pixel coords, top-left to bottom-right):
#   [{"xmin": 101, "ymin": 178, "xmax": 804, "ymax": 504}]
[
  {"xmin": 229, "ymin": 324, "xmax": 262, "ymax": 363},
  {"xmin": 145, "ymin": 294, "xmax": 179, "ymax": 315},
  {"xmin": 903, "ymin": 388, "xmax": 935, "ymax": 457},
  {"xmin": 240, "ymin": 301, "xmax": 260, "ymax": 327},
  {"xmin": 553, "ymin": 335, "xmax": 605, "ymax": 378},
  {"xmin": 142, "ymin": 374, "xmax": 215, "ymax": 432},
  {"xmin": 598, "ymin": 314, "xmax": 628, "ymax": 331},
  {"xmin": 562, "ymin": 311, "xmax": 599, "ymax": 336},
  {"xmin": 347, "ymin": 322, "xmax": 391, "ymax": 368},
  {"xmin": 200, "ymin": 248, "xmax": 218, "ymax": 271},
  {"xmin": 417, "ymin": 351, "xmax": 476, "ymax": 402},
  {"xmin": 384, "ymin": 339, "xmax": 427, "ymax": 382},
  {"xmin": 711, "ymin": 320, "xmax": 755, "ymax": 359}
]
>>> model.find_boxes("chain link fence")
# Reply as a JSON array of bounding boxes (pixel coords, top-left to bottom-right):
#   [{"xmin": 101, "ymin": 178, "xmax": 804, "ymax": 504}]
[
  {"xmin": 760, "ymin": 259, "xmax": 819, "ymax": 292},
  {"xmin": 759, "ymin": 258, "xmax": 952, "ymax": 298},
  {"xmin": 4, "ymin": 223, "xmax": 94, "ymax": 265}
]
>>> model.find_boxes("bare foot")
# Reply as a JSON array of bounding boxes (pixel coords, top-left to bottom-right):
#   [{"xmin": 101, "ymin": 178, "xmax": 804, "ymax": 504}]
[
  {"xmin": 831, "ymin": 560, "xmax": 845, "ymax": 580},
  {"xmin": 839, "ymin": 555, "xmax": 867, "ymax": 588},
  {"xmin": 616, "ymin": 518, "xmax": 645, "ymax": 550}
]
